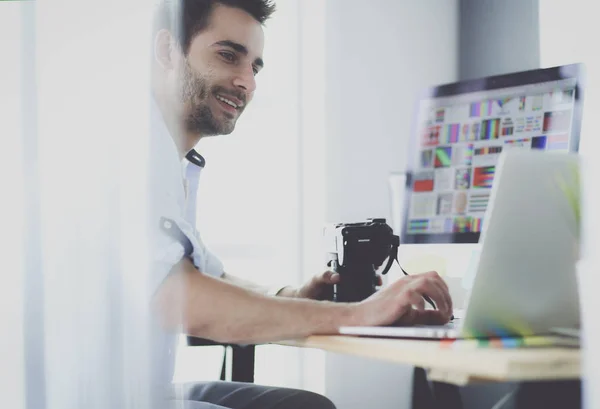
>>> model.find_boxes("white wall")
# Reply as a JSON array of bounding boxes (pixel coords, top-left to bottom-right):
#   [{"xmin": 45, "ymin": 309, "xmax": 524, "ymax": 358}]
[
  {"xmin": 315, "ymin": 1, "xmax": 459, "ymax": 408},
  {"xmin": 0, "ymin": 3, "xmax": 27, "ymax": 408},
  {"xmin": 459, "ymin": 0, "xmax": 540, "ymax": 80},
  {"xmin": 324, "ymin": 0, "xmax": 459, "ymax": 224},
  {"xmin": 539, "ymin": 3, "xmax": 600, "ymax": 408}
]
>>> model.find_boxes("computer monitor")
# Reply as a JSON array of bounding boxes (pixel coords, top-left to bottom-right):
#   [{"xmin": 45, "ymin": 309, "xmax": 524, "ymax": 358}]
[{"xmin": 400, "ymin": 63, "xmax": 585, "ymax": 245}]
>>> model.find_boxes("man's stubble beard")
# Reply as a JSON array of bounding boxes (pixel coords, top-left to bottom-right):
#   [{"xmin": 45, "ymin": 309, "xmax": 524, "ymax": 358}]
[{"xmin": 180, "ymin": 60, "xmax": 237, "ymax": 136}]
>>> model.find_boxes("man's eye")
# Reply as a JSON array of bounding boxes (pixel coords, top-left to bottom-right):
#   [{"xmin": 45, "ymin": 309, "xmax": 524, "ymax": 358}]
[
  {"xmin": 252, "ymin": 66, "xmax": 259, "ymax": 76},
  {"xmin": 219, "ymin": 51, "xmax": 235, "ymax": 62}
]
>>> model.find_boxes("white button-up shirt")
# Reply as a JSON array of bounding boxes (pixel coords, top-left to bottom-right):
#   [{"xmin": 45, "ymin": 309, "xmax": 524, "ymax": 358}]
[{"xmin": 148, "ymin": 100, "xmax": 224, "ymax": 390}]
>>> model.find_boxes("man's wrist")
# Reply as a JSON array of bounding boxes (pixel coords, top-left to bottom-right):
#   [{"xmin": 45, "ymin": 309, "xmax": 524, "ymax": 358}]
[
  {"xmin": 317, "ymin": 302, "xmax": 360, "ymax": 335},
  {"xmin": 336, "ymin": 302, "xmax": 360, "ymax": 327}
]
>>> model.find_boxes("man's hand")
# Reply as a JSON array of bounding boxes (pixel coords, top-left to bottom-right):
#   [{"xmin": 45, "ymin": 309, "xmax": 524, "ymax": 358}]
[
  {"xmin": 294, "ymin": 270, "xmax": 384, "ymax": 301},
  {"xmin": 350, "ymin": 271, "xmax": 453, "ymax": 327},
  {"xmin": 294, "ymin": 270, "xmax": 339, "ymax": 300}
]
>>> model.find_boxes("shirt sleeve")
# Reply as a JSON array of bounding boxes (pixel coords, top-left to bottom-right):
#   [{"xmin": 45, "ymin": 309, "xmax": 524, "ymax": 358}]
[
  {"xmin": 168, "ymin": 216, "xmax": 224, "ymax": 278},
  {"xmin": 148, "ymin": 177, "xmax": 224, "ymax": 295},
  {"xmin": 150, "ymin": 214, "xmax": 224, "ymax": 294}
]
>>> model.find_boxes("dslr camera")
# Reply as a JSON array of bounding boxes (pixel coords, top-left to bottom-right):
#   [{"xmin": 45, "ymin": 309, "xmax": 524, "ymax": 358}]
[{"xmin": 323, "ymin": 218, "xmax": 399, "ymax": 303}]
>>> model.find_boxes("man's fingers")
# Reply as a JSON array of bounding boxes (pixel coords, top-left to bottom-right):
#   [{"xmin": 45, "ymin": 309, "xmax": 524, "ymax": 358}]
[
  {"xmin": 412, "ymin": 276, "xmax": 451, "ymax": 317},
  {"xmin": 415, "ymin": 293, "xmax": 426, "ymax": 311},
  {"xmin": 425, "ymin": 271, "xmax": 449, "ymax": 293},
  {"xmin": 403, "ymin": 289, "xmax": 425, "ymax": 312},
  {"xmin": 437, "ymin": 279, "xmax": 453, "ymax": 316},
  {"xmin": 320, "ymin": 270, "xmax": 340, "ymax": 284},
  {"xmin": 410, "ymin": 309, "xmax": 449, "ymax": 326},
  {"xmin": 424, "ymin": 274, "xmax": 452, "ymax": 315},
  {"xmin": 425, "ymin": 275, "xmax": 453, "ymax": 316},
  {"xmin": 422, "ymin": 272, "xmax": 452, "ymax": 311},
  {"xmin": 391, "ymin": 289, "xmax": 429, "ymax": 325}
]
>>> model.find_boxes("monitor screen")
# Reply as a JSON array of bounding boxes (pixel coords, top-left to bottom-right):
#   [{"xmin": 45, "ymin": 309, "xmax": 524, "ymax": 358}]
[{"xmin": 401, "ymin": 64, "xmax": 585, "ymax": 244}]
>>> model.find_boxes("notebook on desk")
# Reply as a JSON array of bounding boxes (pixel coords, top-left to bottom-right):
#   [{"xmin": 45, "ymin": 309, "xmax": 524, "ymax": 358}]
[{"xmin": 340, "ymin": 151, "xmax": 581, "ymax": 343}]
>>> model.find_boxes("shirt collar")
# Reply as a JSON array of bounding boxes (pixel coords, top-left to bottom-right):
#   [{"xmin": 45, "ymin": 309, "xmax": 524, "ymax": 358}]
[{"xmin": 185, "ymin": 149, "xmax": 206, "ymax": 169}]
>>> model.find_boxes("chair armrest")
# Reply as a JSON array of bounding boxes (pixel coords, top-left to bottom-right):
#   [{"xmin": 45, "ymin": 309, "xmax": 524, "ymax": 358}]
[{"xmin": 187, "ymin": 336, "xmax": 231, "ymax": 347}]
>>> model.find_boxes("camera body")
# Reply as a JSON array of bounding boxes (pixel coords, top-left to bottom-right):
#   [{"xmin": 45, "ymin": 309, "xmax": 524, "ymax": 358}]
[{"xmin": 323, "ymin": 218, "xmax": 397, "ymax": 303}]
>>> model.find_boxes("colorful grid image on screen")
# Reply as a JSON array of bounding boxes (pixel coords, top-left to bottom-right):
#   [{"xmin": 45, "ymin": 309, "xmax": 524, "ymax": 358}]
[
  {"xmin": 421, "ymin": 149, "xmax": 434, "ymax": 167},
  {"xmin": 474, "ymin": 146, "xmax": 502, "ymax": 156},
  {"xmin": 414, "ymin": 170, "xmax": 434, "ymax": 192},
  {"xmin": 461, "ymin": 123, "xmax": 471, "ymax": 141},
  {"xmin": 408, "ymin": 219, "xmax": 429, "ymax": 233},
  {"xmin": 501, "ymin": 118, "xmax": 514, "ymax": 136},
  {"xmin": 496, "ymin": 97, "xmax": 513, "ymax": 108},
  {"xmin": 543, "ymin": 110, "xmax": 572, "ymax": 133},
  {"xmin": 547, "ymin": 134, "xmax": 569, "ymax": 150},
  {"xmin": 468, "ymin": 193, "xmax": 490, "ymax": 213},
  {"xmin": 444, "ymin": 218, "xmax": 454, "ymax": 233},
  {"xmin": 453, "ymin": 191, "xmax": 468, "ymax": 214},
  {"xmin": 452, "ymin": 144, "xmax": 474, "ymax": 166},
  {"xmin": 470, "ymin": 101, "xmax": 494, "ymax": 117},
  {"xmin": 551, "ymin": 88, "xmax": 574, "ymax": 103},
  {"xmin": 422, "ymin": 125, "xmax": 441, "ymax": 147},
  {"xmin": 453, "ymin": 216, "xmax": 471, "ymax": 233},
  {"xmin": 470, "ymin": 122, "xmax": 481, "ymax": 141},
  {"xmin": 436, "ymin": 109, "xmax": 445, "ymax": 123},
  {"xmin": 430, "ymin": 218, "xmax": 454, "ymax": 233},
  {"xmin": 455, "ymin": 168, "xmax": 471, "ymax": 190},
  {"xmin": 437, "ymin": 193, "xmax": 453, "ymax": 215},
  {"xmin": 504, "ymin": 138, "xmax": 531, "ymax": 149},
  {"xmin": 531, "ymin": 135, "xmax": 547, "ymax": 150},
  {"xmin": 442, "ymin": 124, "xmax": 461, "ymax": 144},
  {"xmin": 471, "ymin": 217, "xmax": 483, "ymax": 233},
  {"xmin": 434, "ymin": 146, "xmax": 452, "ymax": 168},
  {"xmin": 523, "ymin": 115, "xmax": 542, "ymax": 133},
  {"xmin": 480, "ymin": 118, "xmax": 500, "ymax": 140},
  {"xmin": 531, "ymin": 95, "xmax": 543, "ymax": 110},
  {"xmin": 473, "ymin": 166, "xmax": 495, "ymax": 188}
]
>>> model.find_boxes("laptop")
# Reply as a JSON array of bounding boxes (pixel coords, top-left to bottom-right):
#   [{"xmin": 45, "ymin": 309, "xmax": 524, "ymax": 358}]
[{"xmin": 340, "ymin": 150, "xmax": 581, "ymax": 340}]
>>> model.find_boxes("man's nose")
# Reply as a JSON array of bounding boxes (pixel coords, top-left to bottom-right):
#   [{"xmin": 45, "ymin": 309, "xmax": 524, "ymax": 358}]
[{"xmin": 233, "ymin": 66, "xmax": 257, "ymax": 94}]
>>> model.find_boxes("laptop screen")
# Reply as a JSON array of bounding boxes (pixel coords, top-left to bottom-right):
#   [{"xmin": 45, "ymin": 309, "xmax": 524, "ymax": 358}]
[{"xmin": 401, "ymin": 64, "xmax": 585, "ymax": 244}]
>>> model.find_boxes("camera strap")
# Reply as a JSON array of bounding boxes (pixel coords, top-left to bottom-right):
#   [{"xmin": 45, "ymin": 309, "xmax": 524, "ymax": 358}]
[
  {"xmin": 380, "ymin": 234, "xmax": 412, "ymax": 277},
  {"xmin": 380, "ymin": 234, "xmax": 401, "ymax": 275}
]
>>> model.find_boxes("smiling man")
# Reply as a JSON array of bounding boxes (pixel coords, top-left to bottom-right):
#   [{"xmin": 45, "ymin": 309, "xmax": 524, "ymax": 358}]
[
  {"xmin": 149, "ymin": 1, "xmax": 452, "ymax": 408},
  {"xmin": 153, "ymin": 0, "xmax": 265, "ymax": 155}
]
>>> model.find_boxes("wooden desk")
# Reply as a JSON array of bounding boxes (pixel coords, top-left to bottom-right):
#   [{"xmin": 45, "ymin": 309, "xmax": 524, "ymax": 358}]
[{"xmin": 278, "ymin": 335, "xmax": 580, "ymax": 386}]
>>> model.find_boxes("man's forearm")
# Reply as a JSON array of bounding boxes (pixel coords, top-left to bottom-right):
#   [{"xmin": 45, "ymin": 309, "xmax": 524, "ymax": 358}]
[
  {"xmin": 221, "ymin": 272, "xmax": 297, "ymax": 298},
  {"xmin": 153, "ymin": 259, "xmax": 355, "ymax": 344}
]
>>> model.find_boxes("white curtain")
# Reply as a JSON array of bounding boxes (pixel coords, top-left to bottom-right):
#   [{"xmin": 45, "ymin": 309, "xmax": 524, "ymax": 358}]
[
  {"xmin": 20, "ymin": 1, "xmax": 156, "ymax": 408},
  {"xmin": 0, "ymin": 2, "xmax": 27, "ymax": 408},
  {"xmin": 539, "ymin": 3, "xmax": 600, "ymax": 408}
]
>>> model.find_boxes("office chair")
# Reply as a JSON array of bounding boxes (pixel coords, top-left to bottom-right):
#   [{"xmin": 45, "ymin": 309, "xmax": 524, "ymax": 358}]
[{"xmin": 187, "ymin": 336, "xmax": 256, "ymax": 383}]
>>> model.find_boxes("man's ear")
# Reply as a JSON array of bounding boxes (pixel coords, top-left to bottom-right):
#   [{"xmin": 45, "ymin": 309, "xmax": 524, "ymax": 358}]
[{"xmin": 154, "ymin": 29, "xmax": 179, "ymax": 70}]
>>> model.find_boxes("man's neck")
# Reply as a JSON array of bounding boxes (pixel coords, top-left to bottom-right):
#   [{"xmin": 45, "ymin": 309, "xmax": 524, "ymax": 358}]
[{"xmin": 154, "ymin": 93, "xmax": 201, "ymax": 159}]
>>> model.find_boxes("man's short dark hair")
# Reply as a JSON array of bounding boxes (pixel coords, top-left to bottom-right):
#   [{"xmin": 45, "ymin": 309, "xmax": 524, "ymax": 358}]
[{"xmin": 154, "ymin": 0, "xmax": 276, "ymax": 54}]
